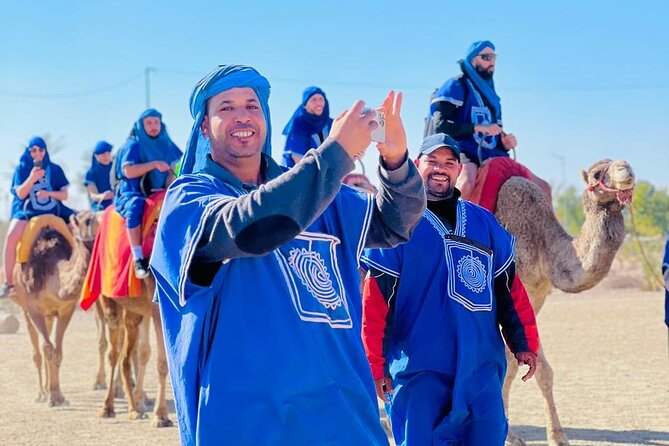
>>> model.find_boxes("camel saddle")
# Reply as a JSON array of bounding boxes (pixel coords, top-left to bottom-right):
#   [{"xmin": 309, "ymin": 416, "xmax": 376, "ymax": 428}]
[
  {"xmin": 80, "ymin": 190, "xmax": 165, "ymax": 310},
  {"xmin": 16, "ymin": 215, "xmax": 76, "ymax": 264},
  {"xmin": 469, "ymin": 157, "xmax": 550, "ymax": 213}
]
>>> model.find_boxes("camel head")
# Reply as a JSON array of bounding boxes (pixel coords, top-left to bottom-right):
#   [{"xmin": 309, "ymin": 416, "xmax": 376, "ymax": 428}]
[
  {"xmin": 70, "ymin": 210, "xmax": 102, "ymax": 250},
  {"xmin": 581, "ymin": 159, "xmax": 635, "ymax": 210}
]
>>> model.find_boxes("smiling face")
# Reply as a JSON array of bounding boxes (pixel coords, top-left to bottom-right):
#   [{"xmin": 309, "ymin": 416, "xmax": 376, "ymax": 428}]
[
  {"xmin": 304, "ymin": 93, "xmax": 325, "ymax": 116},
  {"xmin": 201, "ymin": 87, "xmax": 267, "ymax": 165},
  {"xmin": 416, "ymin": 146, "xmax": 462, "ymax": 200}
]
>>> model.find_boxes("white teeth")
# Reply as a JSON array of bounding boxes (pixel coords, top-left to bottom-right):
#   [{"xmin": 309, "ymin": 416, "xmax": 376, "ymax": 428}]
[{"xmin": 232, "ymin": 130, "xmax": 253, "ymax": 138}]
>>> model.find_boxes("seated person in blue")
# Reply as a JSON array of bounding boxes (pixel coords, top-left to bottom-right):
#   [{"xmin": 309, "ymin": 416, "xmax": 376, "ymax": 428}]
[
  {"xmin": 0, "ymin": 136, "xmax": 75, "ymax": 297},
  {"xmin": 113, "ymin": 109, "xmax": 182, "ymax": 279},
  {"xmin": 282, "ymin": 86, "xmax": 333, "ymax": 167},
  {"xmin": 83, "ymin": 141, "xmax": 114, "ymax": 211}
]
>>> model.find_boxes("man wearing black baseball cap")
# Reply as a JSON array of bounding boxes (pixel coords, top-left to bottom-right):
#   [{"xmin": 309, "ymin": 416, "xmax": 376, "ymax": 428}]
[{"xmin": 361, "ymin": 133, "xmax": 539, "ymax": 445}]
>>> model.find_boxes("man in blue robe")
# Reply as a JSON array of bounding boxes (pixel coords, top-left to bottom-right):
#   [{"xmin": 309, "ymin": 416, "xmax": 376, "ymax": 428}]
[
  {"xmin": 113, "ymin": 109, "xmax": 182, "ymax": 278},
  {"xmin": 150, "ymin": 65, "xmax": 426, "ymax": 445},
  {"xmin": 282, "ymin": 86, "xmax": 333, "ymax": 167},
  {"xmin": 84, "ymin": 140, "xmax": 114, "ymax": 211},
  {"xmin": 428, "ymin": 41, "xmax": 518, "ymax": 199},
  {"xmin": 361, "ymin": 133, "xmax": 538, "ymax": 446}
]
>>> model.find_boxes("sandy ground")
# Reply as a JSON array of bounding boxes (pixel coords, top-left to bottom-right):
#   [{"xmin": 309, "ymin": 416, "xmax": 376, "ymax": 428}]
[{"xmin": 1, "ymin": 286, "xmax": 667, "ymax": 446}]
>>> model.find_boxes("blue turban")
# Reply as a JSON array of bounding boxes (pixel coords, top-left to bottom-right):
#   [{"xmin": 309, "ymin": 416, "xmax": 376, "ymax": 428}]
[
  {"xmin": 93, "ymin": 140, "xmax": 112, "ymax": 155},
  {"xmin": 460, "ymin": 40, "xmax": 501, "ymax": 122},
  {"xmin": 17, "ymin": 136, "xmax": 51, "ymax": 179},
  {"xmin": 133, "ymin": 108, "xmax": 182, "ymax": 189},
  {"xmin": 180, "ymin": 65, "xmax": 272, "ymax": 175},
  {"xmin": 282, "ymin": 86, "xmax": 331, "ymax": 136}
]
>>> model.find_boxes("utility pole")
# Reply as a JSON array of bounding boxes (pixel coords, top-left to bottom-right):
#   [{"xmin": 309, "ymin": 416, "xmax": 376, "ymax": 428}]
[{"xmin": 145, "ymin": 66, "xmax": 155, "ymax": 109}]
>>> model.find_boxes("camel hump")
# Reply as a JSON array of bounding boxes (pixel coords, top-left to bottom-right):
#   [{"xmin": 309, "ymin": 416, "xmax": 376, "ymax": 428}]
[
  {"xmin": 17, "ymin": 215, "xmax": 76, "ymax": 264},
  {"xmin": 470, "ymin": 157, "xmax": 535, "ymax": 213}
]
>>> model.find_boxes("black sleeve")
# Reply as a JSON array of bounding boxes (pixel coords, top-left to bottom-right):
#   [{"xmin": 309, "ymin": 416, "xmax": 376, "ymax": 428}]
[
  {"xmin": 432, "ymin": 101, "xmax": 475, "ymax": 138},
  {"xmin": 494, "ymin": 262, "xmax": 530, "ymax": 354}
]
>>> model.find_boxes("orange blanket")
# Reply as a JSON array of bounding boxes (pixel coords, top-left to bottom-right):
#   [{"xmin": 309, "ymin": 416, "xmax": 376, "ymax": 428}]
[{"xmin": 80, "ymin": 191, "xmax": 165, "ymax": 310}]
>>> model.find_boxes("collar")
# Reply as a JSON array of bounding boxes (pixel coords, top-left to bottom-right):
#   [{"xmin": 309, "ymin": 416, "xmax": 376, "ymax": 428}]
[{"xmin": 203, "ymin": 154, "xmax": 284, "ymax": 192}]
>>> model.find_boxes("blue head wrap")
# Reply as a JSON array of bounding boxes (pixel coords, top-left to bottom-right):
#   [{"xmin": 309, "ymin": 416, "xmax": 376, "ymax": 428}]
[
  {"xmin": 132, "ymin": 108, "xmax": 182, "ymax": 189},
  {"xmin": 180, "ymin": 64, "xmax": 272, "ymax": 175},
  {"xmin": 93, "ymin": 140, "xmax": 113, "ymax": 155},
  {"xmin": 89, "ymin": 140, "xmax": 113, "ymax": 183},
  {"xmin": 282, "ymin": 86, "xmax": 331, "ymax": 136},
  {"xmin": 460, "ymin": 40, "xmax": 501, "ymax": 122},
  {"xmin": 17, "ymin": 136, "xmax": 51, "ymax": 179}
]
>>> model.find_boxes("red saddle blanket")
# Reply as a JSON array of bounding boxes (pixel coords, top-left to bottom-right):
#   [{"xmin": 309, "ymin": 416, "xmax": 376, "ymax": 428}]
[
  {"xmin": 469, "ymin": 157, "xmax": 536, "ymax": 213},
  {"xmin": 80, "ymin": 191, "xmax": 165, "ymax": 310}
]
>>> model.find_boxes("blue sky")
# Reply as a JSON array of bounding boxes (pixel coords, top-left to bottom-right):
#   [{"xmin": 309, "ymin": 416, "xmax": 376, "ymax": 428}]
[{"xmin": 1, "ymin": 0, "xmax": 667, "ymax": 211}]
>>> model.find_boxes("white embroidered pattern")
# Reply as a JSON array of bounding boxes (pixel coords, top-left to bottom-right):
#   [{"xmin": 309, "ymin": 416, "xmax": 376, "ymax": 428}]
[
  {"xmin": 288, "ymin": 248, "xmax": 341, "ymax": 309},
  {"xmin": 457, "ymin": 254, "xmax": 486, "ymax": 294}
]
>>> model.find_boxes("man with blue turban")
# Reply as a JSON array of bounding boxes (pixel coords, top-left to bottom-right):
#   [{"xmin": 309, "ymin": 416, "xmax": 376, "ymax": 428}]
[
  {"xmin": 282, "ymin": 86, "xmax": 333, "ymax": 167},
  {"xmin": 1, "ymin": 137, "xmax": 75, "ymax": 297},
  {"xmin": 113, "ymin": 109, "xmax": 182, "ymax": 279},
  {"xmin": 84, "ymin": 140, "xmax": 114, "ymax": 211},
  {"xmin": 150, "ymin": 64, "xmax": 426, "ymax": 445},
  {"xmin": 428, "ymin": 41, "xmax": 518, "ymax": 199}
]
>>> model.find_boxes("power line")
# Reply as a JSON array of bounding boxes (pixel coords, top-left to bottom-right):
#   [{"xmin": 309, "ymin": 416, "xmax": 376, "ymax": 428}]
[
  {"xmin": 1, "ymin": 68, "xmax": 668, "ymax": 100},
  {"xmin": 0, "ymin": 72, "xmax": 144, "ymax": 99}
]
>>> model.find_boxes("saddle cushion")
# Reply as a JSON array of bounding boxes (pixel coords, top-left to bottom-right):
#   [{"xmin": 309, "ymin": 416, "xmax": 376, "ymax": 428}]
[
  {"xmin": 16, "ymin": 214, "xmax": 76, "ymax": 264},
  {"xmin": 80, "ymin": 190, "xmax": 165, "ymax": 310}
]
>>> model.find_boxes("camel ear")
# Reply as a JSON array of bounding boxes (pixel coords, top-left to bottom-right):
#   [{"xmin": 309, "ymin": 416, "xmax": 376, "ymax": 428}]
[{"xmin": 580, "ymin": 169, "xmax": 589, "ymax": 185}]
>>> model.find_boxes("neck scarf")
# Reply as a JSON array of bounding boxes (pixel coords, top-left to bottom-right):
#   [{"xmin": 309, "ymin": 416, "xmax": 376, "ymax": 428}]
[{"xmin": 459, "ymin": 40, "xmax": 501, "ymax": 122}]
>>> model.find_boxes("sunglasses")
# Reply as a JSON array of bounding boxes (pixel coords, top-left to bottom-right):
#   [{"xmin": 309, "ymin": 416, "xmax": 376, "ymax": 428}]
[
  {"xmin": 29, "ymin": 147, "xmax": 46, "ymax": 154},
  {"xmin": 479, "ymin": 53, "xmax": 497, "ymax": 62}
]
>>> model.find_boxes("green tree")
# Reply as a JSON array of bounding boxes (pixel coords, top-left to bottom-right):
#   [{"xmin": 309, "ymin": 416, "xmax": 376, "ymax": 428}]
[
  {"xmin": 625, "ymin": 181, "xmax": 669, "ymax": 236},
  {"xmin": 554, "ymin": 185, "xmax": 585, "ymax": 237}
]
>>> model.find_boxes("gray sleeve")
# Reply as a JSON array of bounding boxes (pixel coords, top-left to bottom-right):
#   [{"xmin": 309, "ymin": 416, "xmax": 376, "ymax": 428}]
[
  {"xmin": 364, "ymin": 155, "xmax": 426, "ymax": 248},
  {"xmin": 194, "ymin": 139, "xmax": 354, "ymax": 262}
]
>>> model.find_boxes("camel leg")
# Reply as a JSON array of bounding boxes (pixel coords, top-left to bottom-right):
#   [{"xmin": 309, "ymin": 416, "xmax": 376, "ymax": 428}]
[
  {"xmin": 535, "ymin": 346, "xmax": 570, "ymax": 446},
  {"xmin": 93, "ymin": 300, "xmax": 108, "ymax": 390},
  {"xmin": 121, "ymin": 310, "xmax": 146, "ymax": 420},
  {"xmin": 503, "ymin": 348, "xmax": 525, "ymax": 446},
  {"xmin": 47, "ymin": 305, "xmax": 75, "ymax": 407},
  {"xmin": 131, "ymin": 312, "xmax": 152, "ymax": 414},
  {"xmin": 23, "ymin": 311, "xmax": 47, "ymax": 402},
  {"xmin": 150, "ymin": 303, "xmax": 173, "ymax": 428},
  {"xmin": 99, "ymin": 299, "xmax": 121, "ymax": 418},
  {"xmin": 24, "ymin": 304, "xmax": 55, "ymax": 403}
]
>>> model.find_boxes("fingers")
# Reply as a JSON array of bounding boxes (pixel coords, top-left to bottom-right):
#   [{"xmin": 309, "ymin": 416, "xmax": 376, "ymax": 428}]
[
  {"xmin": 519, "ymin": 358, "xmax": 537, "ymax": 381},
  {"xmin": 394, "ymin": 91, "xmax": 403, "ymax": 115},
  {"xmin": 379, "ymin": 91, "xmax": 403, "ymax": 116}
]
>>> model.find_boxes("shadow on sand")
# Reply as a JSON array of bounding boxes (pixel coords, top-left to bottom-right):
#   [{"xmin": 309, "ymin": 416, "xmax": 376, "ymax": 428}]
[{"xmin": 514, "ymin": 425, "xmax": 669, "ymax": 445}]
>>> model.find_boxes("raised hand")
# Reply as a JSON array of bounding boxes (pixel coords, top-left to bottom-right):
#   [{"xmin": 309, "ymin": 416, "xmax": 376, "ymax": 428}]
[
  {"xmin": 329, "ymin": 100, "xmax": 378, "ymax": 160},
  {"xmin": 375, "ymin": 91, "xmax": 407, "ymax": 170}
]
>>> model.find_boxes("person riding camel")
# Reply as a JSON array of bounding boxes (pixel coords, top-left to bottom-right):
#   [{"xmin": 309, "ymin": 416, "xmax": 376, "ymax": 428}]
[{"xmin": 113, "ymin": 109, "xmax": 182, "ymax": 279}]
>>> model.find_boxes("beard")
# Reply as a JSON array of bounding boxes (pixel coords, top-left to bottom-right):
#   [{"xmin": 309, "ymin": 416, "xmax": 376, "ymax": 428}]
[
  {"xmin": 426, "ymin": 174, "xmax": 456, "ymax": 200},
  {"xmin": 475, "ymin": 65, "xmax": 494, "ymax": 80}
]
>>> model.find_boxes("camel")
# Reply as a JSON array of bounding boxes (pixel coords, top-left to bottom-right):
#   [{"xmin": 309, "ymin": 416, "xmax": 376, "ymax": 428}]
[
  {"xmin": 494, "ymin": 159, "xmax": 635, "ymax": 446},
  {"xmin": 8, "ymin": 211, "xmax": 94, "ymax": 406},
  {"xmin": 96, "ymin": 276, "xmax": 172, "ymax": 427},
  {"xmin": 85, "ymin": 201, "xmax": 172, "ymax": 428}
]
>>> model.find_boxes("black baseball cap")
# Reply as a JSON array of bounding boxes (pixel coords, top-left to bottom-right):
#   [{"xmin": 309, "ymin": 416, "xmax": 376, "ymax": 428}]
[{"xmin": 419, "ymin": 133, "xmax": 461, "ymax": 159}]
